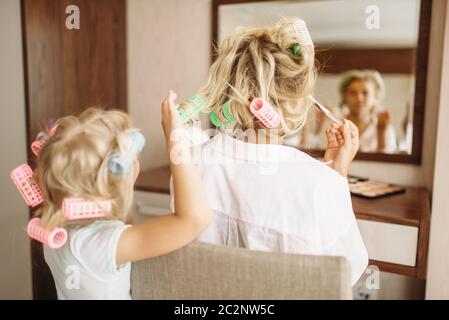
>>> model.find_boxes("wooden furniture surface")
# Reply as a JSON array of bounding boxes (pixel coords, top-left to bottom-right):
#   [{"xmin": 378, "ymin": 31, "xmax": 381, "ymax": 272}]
[
  {"xmin": 22, "ymin": 0, "xmax": 127, "ymax": 300},
  {"xmin": 135, "ymin": 165, "xmax": 431, "ymax": 279}
]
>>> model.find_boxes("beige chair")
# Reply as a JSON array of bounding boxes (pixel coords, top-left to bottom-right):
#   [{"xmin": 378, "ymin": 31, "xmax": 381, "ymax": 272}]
[{"xmin": 131, "ymin": 241, "xmax": 352, "ymax": 300}]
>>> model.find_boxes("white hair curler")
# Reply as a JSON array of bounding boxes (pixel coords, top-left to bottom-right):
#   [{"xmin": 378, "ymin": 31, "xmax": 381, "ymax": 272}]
[{"xmin": 292, "ymin": 19, "xmax": 314, "ymax": 47}]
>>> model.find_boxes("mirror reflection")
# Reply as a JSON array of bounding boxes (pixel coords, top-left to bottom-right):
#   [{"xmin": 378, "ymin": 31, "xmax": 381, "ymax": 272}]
[{"xmin": 218, "ymin": 0, "xmax": 420, "ymax": 155}]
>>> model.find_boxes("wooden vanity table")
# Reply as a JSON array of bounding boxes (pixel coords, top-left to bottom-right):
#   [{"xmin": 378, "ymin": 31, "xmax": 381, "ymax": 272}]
[{"xmin": 135, "ymin": 166, "xmax": 431, "ymax": 280}]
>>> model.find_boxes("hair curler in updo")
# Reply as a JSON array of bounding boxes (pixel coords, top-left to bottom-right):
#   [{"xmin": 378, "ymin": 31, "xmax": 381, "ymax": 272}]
[
  {"xmin": 177, "ymin": 95, "xmax": 206, "ymax": 124},
  {"xmin": 292, "ymin": 19, "xmax": 314, "ymax": 47},
  {"xmin": 249, "ymin": 98, "xmax": 281, "ymax": 129}
]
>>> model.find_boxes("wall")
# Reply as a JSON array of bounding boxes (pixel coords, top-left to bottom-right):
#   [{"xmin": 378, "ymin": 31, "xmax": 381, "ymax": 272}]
[
  {"xmin": 426, "ymin": 0, "xmax": 449, "ymax": 299},
  {"xmin": 0, "ymin": 0, "xmax": 33, "ymax": 299},
  {"xmin": 127, "ymin": 0, "xmax": 211, "ymax": 169}
]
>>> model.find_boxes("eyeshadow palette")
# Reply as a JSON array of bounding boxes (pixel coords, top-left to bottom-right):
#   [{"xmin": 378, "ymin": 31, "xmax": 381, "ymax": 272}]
[{"xmin": 347, "ymin": 176, "xmax": 406, "ymax": 199}]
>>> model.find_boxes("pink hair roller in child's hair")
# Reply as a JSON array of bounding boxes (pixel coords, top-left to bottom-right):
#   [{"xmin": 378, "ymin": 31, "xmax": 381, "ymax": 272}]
[
  {"xmin": 10, "ymin": 164, "xmax": 44, "ymax": 207},
  {"xmin": 62, "ymin": 198, "xmax": 111, "ymax": 220},
  {"xmin": 27, "ymin": 217, "xmax": 67, "ymax": 249},
  {"xmin": 249, "ymin": 98, "xmax": 281, "ymax": 129},
  {"xmin": 31, "ymin": 139, "xmax": 46, "ymax": 157},
  {"xmin": 31, "ymin": 124, "xmax": 58, "ymax": 157}
]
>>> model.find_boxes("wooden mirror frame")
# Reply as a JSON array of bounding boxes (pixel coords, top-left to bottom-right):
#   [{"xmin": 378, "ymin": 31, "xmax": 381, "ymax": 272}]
[{"xmin": 212, "ymin": 0, "xmax": 432, "ymax": 164}]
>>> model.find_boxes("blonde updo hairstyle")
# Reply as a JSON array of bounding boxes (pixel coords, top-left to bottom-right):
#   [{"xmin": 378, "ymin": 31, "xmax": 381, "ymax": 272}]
[
  {"xmin": 185, "ymin": 17, "xmax": 317, "ymax": 137},
  {"xmin": 35, "ymin": 108, "xmax": 139, "ymax": 230}
]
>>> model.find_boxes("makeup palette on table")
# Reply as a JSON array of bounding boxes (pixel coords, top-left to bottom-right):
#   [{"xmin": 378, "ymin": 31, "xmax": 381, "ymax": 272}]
[{"xmin": 347, "ymin": 175, "xmax": 406, "ymax": 199}]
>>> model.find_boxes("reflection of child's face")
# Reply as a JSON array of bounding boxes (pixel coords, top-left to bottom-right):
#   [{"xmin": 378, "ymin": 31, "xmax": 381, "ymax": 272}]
[{"xmin": 344, "ymin": 80, "xmax": 377, "ymax": 115}]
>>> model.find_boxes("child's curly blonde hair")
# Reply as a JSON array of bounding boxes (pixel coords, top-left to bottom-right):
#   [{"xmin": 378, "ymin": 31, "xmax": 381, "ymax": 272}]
[
  {"xmin": 35, "ymin": 108, "xmax": 139, "ymax": 230},
  {"xmin": 186, "ymin": 17, "xmax": 317, "ymax": 137}
]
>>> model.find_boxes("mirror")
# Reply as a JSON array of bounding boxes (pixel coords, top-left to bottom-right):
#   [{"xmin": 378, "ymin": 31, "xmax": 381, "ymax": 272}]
[{"xmin": 213, "ymin": 0, "xmax": 431, "ymax": 163}]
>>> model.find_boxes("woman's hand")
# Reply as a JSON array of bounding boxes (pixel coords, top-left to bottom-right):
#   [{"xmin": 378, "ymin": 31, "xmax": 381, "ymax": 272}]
[{"xmin": 323, "ymin": 119, "xmax": 359, "ymax": 177}]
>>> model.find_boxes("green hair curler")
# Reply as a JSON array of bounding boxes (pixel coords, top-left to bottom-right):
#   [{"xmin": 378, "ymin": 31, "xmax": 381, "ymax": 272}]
[
  {"xmin": 222, "ymin": 101, "xmax": 235, "ymax": 123},
  {"xmin": 209, "ymin": 101, "xmax": 235, "ymax": 127},
  {"xmin": 210, "ymin": 111, "xmax": 224, "ymax": 127},
  {"xmin": 177, "ymin": 108, "xmax": 190, "ymax": 123},
  {"xmin": 177, "ymin": 95, "xmax": 206, "ymax": 123},
  {"xmin": 292, "ymin": 43, "xmax": 302, "ymax": 58}
]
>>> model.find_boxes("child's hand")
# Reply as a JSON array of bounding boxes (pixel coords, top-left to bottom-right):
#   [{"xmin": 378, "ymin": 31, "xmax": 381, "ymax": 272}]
[
  {"xmin": 323, "ymin": 119, "xmax": 359, "ymax": 177},
  {"xmin": 377, "ymin": 110, "xmax": 391, "ymax": 132},
  {"xmin": 376, "ymin": 110, "xmax": 391, "ymax": 152},
  {"xmin": 161, "ymin": 90, "xmax": 183, "ymax": 145}
]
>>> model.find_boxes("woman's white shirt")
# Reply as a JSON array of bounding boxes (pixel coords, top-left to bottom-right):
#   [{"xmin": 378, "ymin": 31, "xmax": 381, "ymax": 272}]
[{"xmin": 171, "ymin": 132, "xmax": 369, "ymax": 285}]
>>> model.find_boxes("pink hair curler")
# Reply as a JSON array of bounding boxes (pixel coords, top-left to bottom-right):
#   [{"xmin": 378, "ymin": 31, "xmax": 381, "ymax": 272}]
[
  {"xmin": 31, "ymin": 124, "xmax": 58, "ymax": 157},
  {"xmin": 249, "ymin": 98, "xmax": 281, "ymax": 129},
  {"xmin": 27, "ymin": 217, "xmax": 67, "ymax": 249},
  {"xmin": 62, "ymin": 197, "xmax": 111, "ymax": 220},
  {"xmin": 31, "ymin": 139, "xmax": 46, "ymax": 157},
  {"xmin": 10, "ymin": 164, "xmax": 44, "ymax": 207}
]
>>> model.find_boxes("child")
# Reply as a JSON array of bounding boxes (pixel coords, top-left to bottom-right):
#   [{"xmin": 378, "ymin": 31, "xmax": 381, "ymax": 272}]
[
  {"xmin": 339, "ymin": 69, "xmax": 397, "ymax": 153},
  {"xmin": 32, "ymin": 91, "xmax": 211, "ymax": 299},
  {"xmin": 174, "ymin": 18, "xmax": 368, "ymax": 285}
]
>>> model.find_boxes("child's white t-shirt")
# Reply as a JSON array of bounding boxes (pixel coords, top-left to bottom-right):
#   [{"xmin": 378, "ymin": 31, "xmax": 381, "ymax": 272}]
[{"xmin": 44, "ymin": 220, "xmax": 132, "ymax": 300}]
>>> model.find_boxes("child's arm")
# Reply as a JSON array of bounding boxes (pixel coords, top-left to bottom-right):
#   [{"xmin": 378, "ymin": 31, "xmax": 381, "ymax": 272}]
[{"xmin": 116, "ymin": 90, "xmax": 212, "ymax": 265}]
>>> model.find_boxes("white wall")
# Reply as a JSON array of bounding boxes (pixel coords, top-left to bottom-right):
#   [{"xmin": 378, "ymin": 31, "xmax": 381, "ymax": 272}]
[
  {"xmin": 426, "ymin": 0, "xmax": 449, "ymax": 299},
  {"xmin": 0, "ymin": 0, "xmax": 33, "ymax": 299},
  {"xmin": 127, "ymin": 0, "xmax": 211, "ymax": 169}
]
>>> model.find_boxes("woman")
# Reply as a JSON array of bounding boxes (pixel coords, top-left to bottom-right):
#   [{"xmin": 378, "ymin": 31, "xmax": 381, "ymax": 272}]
[{"xmin": 173, "ymin": 18, "xmax": 368, "ymax": 285}]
